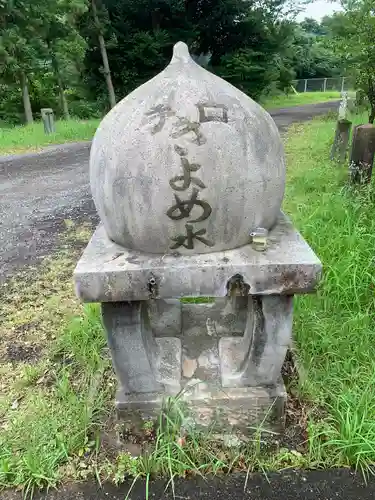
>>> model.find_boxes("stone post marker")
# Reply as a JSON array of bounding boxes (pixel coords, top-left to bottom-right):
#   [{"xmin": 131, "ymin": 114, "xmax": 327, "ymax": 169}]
[
  {"xmin": 41, "ymin": 108, "xmax": 55, "ymax": 134},
  {"xmin": 74, "ymin": 42, "xmax": 322, "ymax": 430},
  {"xmin": 330, "ymin": 119, "xmax": 352, "ymax": 163}
]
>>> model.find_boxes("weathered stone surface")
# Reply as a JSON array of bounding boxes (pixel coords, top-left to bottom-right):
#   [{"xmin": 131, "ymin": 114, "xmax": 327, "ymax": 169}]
[
  {"xmin": 181, "ymin": 298, "xmax": 248, "ymax": 337},
  {"xmin": 149, "ymin": 299, "xmax": 182, "ymax": 337},
  {"xmin": 75, "ymin": 41, "xmax": 323, "ymax": 434},
  {"xmin": 74, "ymin": 212, "xmax": 322, "ymax": 302},
  {"xmin": 115, "ymin": 383, "xmax": 286, "ymax": 431},
  {"xmin": 338, "ymin": 92, "xmax": 349, "ymax": 121},
  {"xmin": 90, "ymin": 42, "xmax": 285, "ymax": 255},
  {"xmin": 182, "ymin": 357, "xmax": 197, "ymax": 378},
  {"xmin": 220, "ymin": 295, "xmax": 293, "ymax": 388},
  {"xmin": 100, "ymin": 292, "xmax": 290, "ymax": 429},
  {"xmin": 146, "ymin": 298, "xmax": 257, "ymax": 340},
  {"xmin": 102, "ymin": 301, "xmax": 181, "ymax": 394}
]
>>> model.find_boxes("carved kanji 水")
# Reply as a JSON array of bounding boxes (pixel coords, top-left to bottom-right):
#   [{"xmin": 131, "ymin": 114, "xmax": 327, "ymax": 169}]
[{"xmin": 170, "ymin": 224, "xmax": 214, "ymax": 250}]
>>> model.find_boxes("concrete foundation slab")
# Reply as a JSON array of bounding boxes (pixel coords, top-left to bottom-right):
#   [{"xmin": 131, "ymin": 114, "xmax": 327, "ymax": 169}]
[
  {"xmin": 116, "ymin": 382, "xmax": 286, "ymax": 431},
  {"xmin": 74, "ymin": 213, "xmax": 321, "ymax": 302}
]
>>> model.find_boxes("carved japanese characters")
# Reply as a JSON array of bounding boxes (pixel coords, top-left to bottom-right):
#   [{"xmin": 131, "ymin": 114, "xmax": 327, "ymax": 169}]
[{"xmin": 90, "ymin": 42, "xmax": 286, "ymax": 254}]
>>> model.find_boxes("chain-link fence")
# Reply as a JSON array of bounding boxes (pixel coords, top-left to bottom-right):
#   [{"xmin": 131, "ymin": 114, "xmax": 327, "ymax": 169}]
[{"xmin": 292, "ymin": 77, "xmax": 355, "ymax": 93}]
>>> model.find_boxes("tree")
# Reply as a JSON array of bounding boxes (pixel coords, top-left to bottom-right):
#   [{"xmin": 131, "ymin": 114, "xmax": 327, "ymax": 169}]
[
  {"xmin": 290, "ymin": 23, "xmax": 343, "ymax": 79},
  {"xmin": 0, "ymin": 0, "xmax": 86, "ymax": 123},
  {"xmin": 0, "ymin": 1, "xmax": 44, "ymax": 123},
  {"xmin": 91, "ymin": 0, "xmax": 116, "ymax": 108},
  {"xmin": 37, "ymin": 0, "xmax": 87, "ymax": 119},
  {"xmin": 80, "ymin": 0, "xmax": 305, "ymax": 102},
  {"xmin": 300, "ymin": 17, "xmax": 327, "ymax": 35},
  {"xmin": 330, "ymin": 1, "xmax": 375, "ymax": 123}
]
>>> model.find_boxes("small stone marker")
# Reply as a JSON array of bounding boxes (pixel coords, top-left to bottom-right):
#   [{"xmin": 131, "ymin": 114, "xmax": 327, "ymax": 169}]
[
  {"xmin": 41, "ymin": 108, "xmax": 55, "ymax": 134},
  {"xmin": 349, "ymin": 124, "xmax": 375, "ymax": 183},
  {"xmin": 338, "ymin": 92, "xmax": 349, "ymax": 121},
  {"xmin": 74, "ymin": 42, "xmax": 322, "ymax": 431},
  {"xmin": 331, "ymin": 93, "xmax": 353, "ymax": 163},
  {"xmin": 331, "ymin": 119, "xmax": 352, "ymax": 163}
]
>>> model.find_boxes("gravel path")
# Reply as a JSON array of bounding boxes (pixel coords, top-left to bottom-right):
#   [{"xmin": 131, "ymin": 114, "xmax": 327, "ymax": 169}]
[{"xmin": 0, "ymin": 101, "xmax": 338, "ymax": 281}]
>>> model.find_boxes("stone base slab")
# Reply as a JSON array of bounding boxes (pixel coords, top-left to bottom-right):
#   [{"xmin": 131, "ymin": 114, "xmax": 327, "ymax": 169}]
[
  {"xmin": 116, "ymin": 382, "xmax": 286, "ymax": 431},
  {"xmin": 74, "ymin": 212, "xmax": 322, "ymax": 302}
]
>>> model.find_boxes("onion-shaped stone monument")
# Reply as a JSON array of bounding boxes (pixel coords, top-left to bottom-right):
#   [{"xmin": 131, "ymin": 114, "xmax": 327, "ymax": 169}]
[{"xmin": 74, "ymin": 42, "xmax": 322, "ymax": 430}]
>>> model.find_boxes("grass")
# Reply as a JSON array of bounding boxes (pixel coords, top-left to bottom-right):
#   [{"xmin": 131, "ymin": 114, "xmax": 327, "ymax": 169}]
[
  {"xmin": 1, "ymin": 109, "xmax": 375, "ymax": 496},
  {"xmin": 115, "ymin": 109, "xmax": 375, "ymax": 484},
  {"xmin": 0, "ymin": 221, "xmax": 112, "ymax": 496},
  {"xmin": 0, "ymin": 119, "xmax": 100, "ymax": 155},
  {"xmin": 0, "ymin": 221, "xmax": 306, "ymax": 497},
  {"xmin": 283, "ymin": 111, "xmax": 375, "ymax": 475},
  {"xmin": 0, "ymin": 227, "xmax": 305, "ymax": 498},
  {"xmin": 261, "ymin": 91, "xmax": 341, "ymax": 110},
  {"xmin": 108, "ymin": 400, "xmax": 308, "ymax": 500}
]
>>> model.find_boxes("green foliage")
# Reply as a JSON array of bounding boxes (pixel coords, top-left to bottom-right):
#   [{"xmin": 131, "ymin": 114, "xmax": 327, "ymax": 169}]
[
  {"xmin": 0, "ymin": 119, "xmax": 99, "ymax": 154},
  {"xmin": 300, "ymin": 17, "xmax": 327, "ymax": 35},
  {"xmin": 215, "ymin": 49, "xmax": 272, "ymax": 99},
  {"xmin": 327, "ymin": 1, "xmax": 375, "ymax": 122},
  {"xmin": 0, "ymin": 0, "xmax": 349, "ymax": 125},
  {"xmin": 285, "ymin": 113, "xmax": 375, "ymax": 475},
  {"xmin": 0, "ymin": 297, "xmax": 110, "ymax": 497},
  {"xmin": 0, "ymin": 0, "xmax": 89, "ymax": 123},
  {"xmin": 291, "ymin": 26, "xmax": 342, "ymax": 79},
  {"xmin": 260, "ymin": 91, "xmax": 341, "ymax": 110},
  {"xmin": 4, "ymin": 113, "xmax": 375, "ymax": 494},
  {"xmin": 81, "ymin": 0, "xmax": 306, "ymax": 102}
]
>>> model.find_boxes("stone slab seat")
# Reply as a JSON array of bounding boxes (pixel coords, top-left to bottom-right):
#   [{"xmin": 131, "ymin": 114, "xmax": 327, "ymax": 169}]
[{"xmin": 74, "ymin": 212, "xmax": 321, "ymax": 303}]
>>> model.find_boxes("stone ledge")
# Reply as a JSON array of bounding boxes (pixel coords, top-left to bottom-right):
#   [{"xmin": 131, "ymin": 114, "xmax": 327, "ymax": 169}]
[
  {"xmin": 115, "ymin": 382, "xmax": 286, "ymax": 431},
  {"xmin": 74, "ymin": 212, "xmax": 322, "ymax": 302}
]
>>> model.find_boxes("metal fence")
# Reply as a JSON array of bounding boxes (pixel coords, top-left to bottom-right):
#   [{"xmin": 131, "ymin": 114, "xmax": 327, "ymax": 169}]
[{"xmin": 292, "ymin": 77, "xmax": 355, "ymax": 93}]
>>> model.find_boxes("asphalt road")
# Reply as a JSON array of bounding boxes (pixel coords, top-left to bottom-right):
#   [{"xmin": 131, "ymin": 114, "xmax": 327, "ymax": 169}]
[
  {"xmin": 0, "ymin": 101, "xmax": 338, "ymax": 281},
  {"xmin": 2, "ymin": 469, "xmax": 373, "ymax": 500}
]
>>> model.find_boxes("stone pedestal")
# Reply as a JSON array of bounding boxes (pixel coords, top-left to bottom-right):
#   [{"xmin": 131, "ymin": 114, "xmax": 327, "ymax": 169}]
[{"xmin": 74, "ymin": 213, "xmax": 321, "ymax": 430}]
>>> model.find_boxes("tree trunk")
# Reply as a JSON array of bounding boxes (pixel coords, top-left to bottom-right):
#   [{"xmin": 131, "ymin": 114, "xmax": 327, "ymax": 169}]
[
  {"xmin": 20, "ymin": 72, "xmax": 33, "ymax": 124},
  {"xmin": 367, "ymin": 76, "xmax": 375, "ymax": 124},
  {"xmin": 92, "ymin": 0, "xmax": 116, "ymax": 109},
  {"xmin": 349, "ymin": 124, "xmax": 375, "ymax": 184},
  {"xmin": 369, "ymin": 103, "xmax": 375, "ymax": 124},
  {"xmin": 51, "ymin": 52, "xmax": 70, "ymax": 120},
  {"xmin": 58, "ymin": 75, "xmax": 70, "ymax": 120}
]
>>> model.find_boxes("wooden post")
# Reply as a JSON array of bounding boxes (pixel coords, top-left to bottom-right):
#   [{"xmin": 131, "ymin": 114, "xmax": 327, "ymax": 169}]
[
  {"xmin": 349, "ymin": 124, "xmax": 375, "ymax": 183},
  {"xmin": 331, "ymin": 119, "xmax": 352, "ymax": 162}
]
